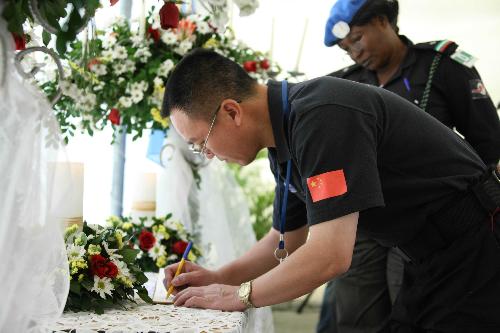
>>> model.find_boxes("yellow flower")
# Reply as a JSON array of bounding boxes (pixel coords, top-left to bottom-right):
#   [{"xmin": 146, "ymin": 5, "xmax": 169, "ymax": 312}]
[
  {"xmin": 151, "ymin": 107, "xmax": 169, "ymax": 128},
  {"xmin": 69, "ymin": 258, "xmax": 88, "ymax": 275},
  {"xmin": 118, "ymin": 276, "xmax": 133, "ymax": 288},
  {"xmin": 122, "ymin": 222, "xmax": 133, "ymax": 230},
  {"xmin": 64, "ymin": 224, "xmax": 79, "ymax": 240},
  {"xmin": 88, "ymin": 244, "xmax": 101, "ymax": 256},
  {"xmin": 156, "ymin": 255, "xmax": 167, "ymax": 268},
  {"xmin": 187, "ymin": 252, "xmax": 197, "ymax": 262},
  {"xmin": 158, "ymin": 225, "xmax": 170, "ymax": 240},
  {"xmin": 203, "ymin": 38, "xmax": 219, "ymax": 49},
  {"xmin": 78, "ymin": 274, "xmax": 85, "ymax": 282},
  {"xmin": 106, "ymin": 215, "xmax": 122, "ymax": 227},
  {"xmin": 115, "ymin": 231, "xmax": 123, "ymax": 249}
]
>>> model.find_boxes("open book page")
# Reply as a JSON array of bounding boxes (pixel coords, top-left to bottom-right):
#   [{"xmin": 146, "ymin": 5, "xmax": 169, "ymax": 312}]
[{"xmin": 152, "ymin": 269, "xmax": 175, "ymax": 304}]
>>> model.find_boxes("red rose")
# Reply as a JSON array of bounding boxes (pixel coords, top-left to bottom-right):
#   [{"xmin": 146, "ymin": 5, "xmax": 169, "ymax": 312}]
[
  {"xmin": 109, "ymin": 108, "xmax": 120, "ymax": 125},
  {"xmin": 139, "ymin": 230, "xmax": 156, "ymax": 251},
  {"xmin": 172, "ymin": 240, "xmax": 188, "ymax": 255},
  {"xmin": 259, "ymin": 59, "xmax": 270, "ymax": 70},
  {"xmin": 110, "ymin": 0, "xmax": 119, "ymax": 6},
  {"xmin": 147, "ymin": 26, "xmax": 161, "ymax": 42},
  {"xmin": 243, "ymin": 60, "xmax": 257, "ymax": 73},
  {"xmin": 11, "ymin": 33, "xmax": 26, "ymax": 51},
  {"xmin": 105, "ymin": 261, "xmax": 118, "ymax": 278},
  {"xmin": 159, "ymin": 2, "xmax": 180, "ymax": 30},
  {"xmin": 89, "ymin": 254, "xmax": 108, "ymax": 278}
]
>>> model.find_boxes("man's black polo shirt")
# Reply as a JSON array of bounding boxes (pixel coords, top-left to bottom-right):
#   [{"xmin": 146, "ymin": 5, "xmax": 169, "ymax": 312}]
[{"xmin": 267, "ymin": 77, "xmax": 486, "ymax": 246}]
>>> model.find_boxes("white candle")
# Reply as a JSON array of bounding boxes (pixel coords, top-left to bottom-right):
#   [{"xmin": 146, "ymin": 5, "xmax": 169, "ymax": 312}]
[
  {"xmin": 132, "ymin": 172, "xmax": 156, "ymax": 211},
  {"xmin": 294, "ymin": 18, "xmax": 309, "ymax": 72}
]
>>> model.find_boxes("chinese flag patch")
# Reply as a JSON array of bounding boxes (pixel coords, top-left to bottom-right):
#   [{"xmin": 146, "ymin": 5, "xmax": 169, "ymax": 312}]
[{"xmin": 307, "ymin": 169, "xmax": 347, "ymax": 202}]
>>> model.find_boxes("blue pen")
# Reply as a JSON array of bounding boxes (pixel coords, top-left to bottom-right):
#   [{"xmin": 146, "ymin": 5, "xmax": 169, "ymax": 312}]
[
  {"xmin": 166, "ymin": 241, "xmax": 193, "ymax": 299},
  {"xmin": 403, "ymin": 77, "xmax": 411, "ymax": 92}
]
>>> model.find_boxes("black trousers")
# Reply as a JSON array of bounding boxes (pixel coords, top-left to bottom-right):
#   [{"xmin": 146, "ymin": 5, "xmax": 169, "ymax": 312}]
[{"xmin": 390, "ymin": 217, "xmax": 500, "ymax": 332}]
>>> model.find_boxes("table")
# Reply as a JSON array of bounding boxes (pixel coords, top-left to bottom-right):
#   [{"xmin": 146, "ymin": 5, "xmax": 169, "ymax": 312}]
[{"xmin": 47, "ymin": 303, "xmax": 248, "ymax": 333}]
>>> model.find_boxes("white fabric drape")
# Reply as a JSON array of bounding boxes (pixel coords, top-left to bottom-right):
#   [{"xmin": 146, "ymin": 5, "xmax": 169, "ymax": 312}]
[
  {"xmin": 0, "ymin": 16, "xmax": 69, "ymax": 332},
  {"xmin": 156, "ymin": 128, "xmax": 274, "ymax": 333}
]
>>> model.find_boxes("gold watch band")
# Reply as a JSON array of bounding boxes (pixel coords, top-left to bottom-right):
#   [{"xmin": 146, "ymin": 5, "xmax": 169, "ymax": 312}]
[{"xmin": 238, "ymin": 281, "xmax": 255, "ymax": 308}]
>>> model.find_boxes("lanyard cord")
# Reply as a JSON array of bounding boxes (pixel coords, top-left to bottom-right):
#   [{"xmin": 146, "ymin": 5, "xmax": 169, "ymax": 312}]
[{"xmin": 277, "ymin": 80, "xmax": 292, "ymax": 250}]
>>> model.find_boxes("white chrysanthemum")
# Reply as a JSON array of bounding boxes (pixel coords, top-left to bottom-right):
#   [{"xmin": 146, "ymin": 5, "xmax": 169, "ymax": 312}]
[
  {"xmin": 91, "ymin": 276, "xmax": 114, "ymax": 299},
  {"xmin": 158, "ymin": 59, "xmax": 174, "ymax": 77},
  {"xmin": 119, "ymin": 96, "xmax": 132, "ymax": 108},
  {"xmin": 102, "ymin": 34, "xmax": 117, "ymax": 49},
  {"xmin": 174, "ymin": 39, "xmax": 193, "ymax": 56},
  {"xmin": 66, "ymin": 244, "xmax": 85, "ymax": 261},
  {"xmin": 160, "ymin": 30, "xmax": 177, "ymax": 45},
  {"xmin": 124, "ymin": 59, "xmax": 136, "ymax": 73},
  {"xmin": 113, "ymin": 62, "xmax": 127, "ymax": 75},
  {"xmin": 196, "ymin": 20, "xmax": 211, "ymax": 34},
  {"xmin": 129, "ymin": 81, "xmax": 148, "ymax": 92},
  {"xmin": 130, "ymin": 90, "xmax": 144, "ymax": 104},
  {"xmin": 113, "ymin": 45, "xmax": 128, "ymax": 60},
  {"xmin": 153, "ymin": 76, "xmax": 164, "ymax": 88},
  {"xmin": 90, "ymin": 63, "xmax": 107, "ymax": 76},
  {"xmin": 112, "ymin": 259, "xmax": 135, "ymax": 281},
  {"xmin": 93, "ymin": 81, "xmax": 105, "ymax": 91},
  {"xmin": 148, "ymin": 243, "xmax": 166, "ymax": 260},
  {"xmin": 130, "ymin": 34, "xmax": 143, "ymax": 48},
  {"xmin": 113, "ymin": 16, "xmax": 127, "ymax": 27},
  {"xmin": 134, "ymin": 47, "xmax": 152, "ymax": 63},
  {"xmin": 101, "ymin": 49, "xmax": 114, "ymax": 60}
]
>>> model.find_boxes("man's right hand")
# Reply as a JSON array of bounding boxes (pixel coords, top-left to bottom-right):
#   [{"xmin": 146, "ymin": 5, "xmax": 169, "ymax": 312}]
[{"xmin": 163, "ymin": 261, "xmax": 220, "ymax": 295}]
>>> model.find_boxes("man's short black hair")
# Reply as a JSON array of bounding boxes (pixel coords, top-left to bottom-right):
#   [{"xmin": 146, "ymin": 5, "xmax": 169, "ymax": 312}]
[
  {"xmin": 351, "ymin": 0, "xmax": 400, "ymax": 32},
  {"xmin": 161, "ymin": 48, "xmax": 257, "ymax": 121}
]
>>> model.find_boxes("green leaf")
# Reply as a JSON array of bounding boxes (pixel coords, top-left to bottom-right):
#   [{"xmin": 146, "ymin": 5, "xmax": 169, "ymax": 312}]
[
  {"xmin": 42, "ymin": 30, "xmax": 52, "ymax": 46},
  {"xmin": 136, "ymin": 287, "xmax": 153, "ymax": 304},
  {"xmin": 55, "ymin": 34, "xmax": 67, "ymax": 55},
  {"xmin": 69, "ymin": 279, "xmax": 81, "ymax": 295},
  {"xmin": 117, "ymin": 248, "xmax": 139, "ymax": 263}
]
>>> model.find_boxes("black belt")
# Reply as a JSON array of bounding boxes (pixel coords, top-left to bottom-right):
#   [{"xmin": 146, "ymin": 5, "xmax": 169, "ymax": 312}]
[{"xmin": 396, "ymin": 169, "xmax": 500, "ymax": 264}]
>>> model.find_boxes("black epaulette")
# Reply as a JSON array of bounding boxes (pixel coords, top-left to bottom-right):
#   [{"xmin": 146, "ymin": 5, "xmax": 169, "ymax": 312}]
[
  {"xmin": 414, "ymin": 40, "xmax": 477, "ymax": 68},
  {"xmin": 328, "ymin": 63, "xmax": 363, "ymax": 78}
]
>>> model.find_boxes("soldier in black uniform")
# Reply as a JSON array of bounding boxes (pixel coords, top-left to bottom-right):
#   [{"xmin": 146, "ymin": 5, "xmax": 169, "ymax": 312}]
[
  {"xmin": 318, "ymin": 0, "xmax": 500, "ymax": 332},
  {"xmin": 160, "ymin": 49, "xmax": 500, "ymax": 332}
]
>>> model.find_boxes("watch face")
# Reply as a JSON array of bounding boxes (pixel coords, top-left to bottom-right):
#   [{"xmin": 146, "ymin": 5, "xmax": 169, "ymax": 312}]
[{"xmin": 239, "ymin": 283, "xmax": 250, "ymax": 297}]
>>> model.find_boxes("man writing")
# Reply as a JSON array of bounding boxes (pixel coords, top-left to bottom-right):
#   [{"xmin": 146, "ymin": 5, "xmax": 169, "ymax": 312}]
[{"xmin": 162, "ymin": 48, "xmax": 500, "ymax": 331}]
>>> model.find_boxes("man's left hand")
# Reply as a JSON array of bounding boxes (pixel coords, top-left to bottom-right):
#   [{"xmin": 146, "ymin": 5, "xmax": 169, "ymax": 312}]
[{"xmin": 173, "ymin": 284, "xmax": 247, "ymax": 311}]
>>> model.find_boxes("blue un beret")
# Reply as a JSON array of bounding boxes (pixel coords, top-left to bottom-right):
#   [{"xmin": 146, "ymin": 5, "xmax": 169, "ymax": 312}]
[{"xmin": 324, "ymin": 0, "xmax": 368, "ymax": 47}]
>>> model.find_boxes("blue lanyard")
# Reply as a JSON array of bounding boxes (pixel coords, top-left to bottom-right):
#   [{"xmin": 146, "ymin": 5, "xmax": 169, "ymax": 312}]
[{"xmin": 276, "ymin": 80, "xmax": 292, "ymax": 251}]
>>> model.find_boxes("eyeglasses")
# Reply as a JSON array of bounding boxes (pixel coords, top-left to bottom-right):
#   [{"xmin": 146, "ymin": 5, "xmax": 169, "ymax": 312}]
[
  {"xmin": 189, "ymin": 103, "xmax": 221, "ymax": 155},
  {"xmin": 189, "ymin": 100, "xmax": 242, "ymax": 155}
]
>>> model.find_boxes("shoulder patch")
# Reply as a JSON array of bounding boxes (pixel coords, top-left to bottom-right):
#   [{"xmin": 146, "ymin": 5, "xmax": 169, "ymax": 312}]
[{"xmin": 415, "ymin": 40, "xmax": 477, "ymax": 68}]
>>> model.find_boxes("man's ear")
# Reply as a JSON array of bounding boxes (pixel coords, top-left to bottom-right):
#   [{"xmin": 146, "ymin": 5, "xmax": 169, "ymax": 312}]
[{"xmin": 221, "ymin": 99, "xmax": 243, "ymax": 126}]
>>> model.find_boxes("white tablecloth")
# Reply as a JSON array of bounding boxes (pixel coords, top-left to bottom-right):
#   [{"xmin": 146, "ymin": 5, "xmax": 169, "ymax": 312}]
[{"xmin": 46, "ymin": 303, "xmax": 248, "ymax": 333}]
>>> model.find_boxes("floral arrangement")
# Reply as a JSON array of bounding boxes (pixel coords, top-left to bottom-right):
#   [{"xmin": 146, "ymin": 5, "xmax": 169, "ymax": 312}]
[
  {"xmin": 39, "ymin": 4, "xmax": 279, "ymax": 143},
  {"xmin": 64, "ymin": 222, "xmax": 152, "ymax": 314},
  {"xmin": 108, "ymin": 214, "xmax": 202, "ymax": 273}
]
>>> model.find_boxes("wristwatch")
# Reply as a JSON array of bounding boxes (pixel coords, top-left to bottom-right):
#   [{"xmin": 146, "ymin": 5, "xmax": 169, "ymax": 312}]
[{"xmin": 238, "ymin": 281, "xmax": 255, "ymax": 308}]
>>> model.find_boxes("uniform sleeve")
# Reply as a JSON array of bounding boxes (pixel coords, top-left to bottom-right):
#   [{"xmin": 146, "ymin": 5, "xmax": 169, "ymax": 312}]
[
  {"xmin": 290, "ymin": 104, "xmax": 385, "ymax": 225},
  {"xmin": 440, "ymin": 58, "xmax": 500, "ymax": 165},
  {"xmin": 268, "ymin": 156, "xmax": 308, "ymax": 232}
]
